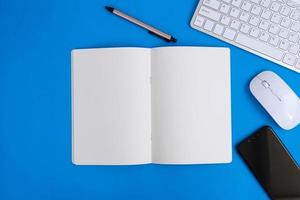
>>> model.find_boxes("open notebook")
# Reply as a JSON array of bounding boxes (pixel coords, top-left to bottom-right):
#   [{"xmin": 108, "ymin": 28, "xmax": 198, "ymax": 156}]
[{"xmin": 72, "ymin": 47, "xmax": 231, "ymax": 165}]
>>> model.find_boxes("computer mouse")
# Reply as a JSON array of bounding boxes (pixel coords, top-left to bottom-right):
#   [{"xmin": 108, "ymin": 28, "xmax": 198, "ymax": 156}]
[{"xmin": 250, "ymin": 71, "xmax": 300, "ymax": 130}]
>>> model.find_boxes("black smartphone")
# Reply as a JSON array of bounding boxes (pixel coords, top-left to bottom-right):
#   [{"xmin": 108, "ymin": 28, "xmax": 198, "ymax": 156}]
[{"xmin": 238, "ymin": 126, "xmax": 300, "ymax": 200}]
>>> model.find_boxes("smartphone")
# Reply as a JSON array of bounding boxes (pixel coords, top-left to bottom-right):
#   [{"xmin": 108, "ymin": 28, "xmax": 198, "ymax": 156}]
[{"xmin": 238, "ymin": 126, "xmax": 300, "ymax": 200}]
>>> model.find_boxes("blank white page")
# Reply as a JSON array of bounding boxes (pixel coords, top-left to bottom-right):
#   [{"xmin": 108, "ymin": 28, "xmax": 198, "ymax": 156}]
[
  {"xmin": 151, "ymin": 47, "xmax": 231, "ymax": 164},
  {"xmin": 72, "ymin": 48, "xmax": 151, "ymax": 165}
]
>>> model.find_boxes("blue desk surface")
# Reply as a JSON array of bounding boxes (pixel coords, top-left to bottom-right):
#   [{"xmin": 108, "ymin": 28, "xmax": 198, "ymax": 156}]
[{"xmin": 0, "ymin": 0, "xmax": 299, "ymax": 199}]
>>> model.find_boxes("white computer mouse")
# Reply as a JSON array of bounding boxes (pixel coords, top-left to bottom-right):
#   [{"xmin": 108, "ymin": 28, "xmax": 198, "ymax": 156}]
[{"xmin": 250, "ymin": 71, "xmax": 300, "ymax": 130}]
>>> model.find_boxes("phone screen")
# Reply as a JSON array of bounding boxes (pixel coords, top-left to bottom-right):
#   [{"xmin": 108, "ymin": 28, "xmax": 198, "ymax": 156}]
[{"xmin": 238, "ymin": 126, "xmax": 300, "ymax": 200}]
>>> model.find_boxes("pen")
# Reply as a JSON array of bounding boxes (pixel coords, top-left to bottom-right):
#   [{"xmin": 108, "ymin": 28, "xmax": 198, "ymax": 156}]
[{"xmin": 105, "ymin": 6, "xmax": 177, "ymax": 42}]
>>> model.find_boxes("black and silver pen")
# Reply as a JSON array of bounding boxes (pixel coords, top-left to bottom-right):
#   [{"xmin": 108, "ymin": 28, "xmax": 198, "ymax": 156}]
[{"xmin": 105, "ymin": 6, "xmax": 177, "ymax": 42}]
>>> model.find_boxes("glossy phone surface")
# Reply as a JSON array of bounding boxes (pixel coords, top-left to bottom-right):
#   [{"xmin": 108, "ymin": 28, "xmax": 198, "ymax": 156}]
[{"xmin": 238, "ymin": 126, "xmax": 300, "ymax": 200}]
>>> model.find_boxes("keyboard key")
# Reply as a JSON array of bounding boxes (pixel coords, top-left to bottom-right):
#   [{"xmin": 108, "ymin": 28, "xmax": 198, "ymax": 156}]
[
  {"xmin": 283, "ymin": 54, "xmax": 296, "ymax": 65},
  {"xmin": 222, "ymin": 0, "xmax": 231, "ymax": 3},
  {"xmin": 220, "ymin": 4, "xmax": 230, "ymax": 14},
  {"xmin": 291, "ymin": 22, "xmax": 300, "ymax": 32},
  {"xmin": 280, "ymin": 6, "xmax": 291, "ymax": 16},
  {"xmin": 269, "ymin": 24, "xmax": 280, "ymax": 34},
  {"xmin": 240, "ymin": 12, "xmax": 250, "ymax": 21},
  {"xmin": 230, "ymin": 20, "xmax": 241, "ymax": 29},
  {"xmin": 287, "ymin": 0, "xmax": 299, "ymax": 7},
  {"xmin": 278, "ymin": 29, "xmax": 289, "ymax": 38},
  {"xmin": 235, "ymin": 33, "xmax": 284, "ymax": 60},
  {"xmin": 259, "ymin": 20, "xmax": 270, "ymax": 30},
  {"xmin": 270, "ymin": 2, "xmax": 281, "ymax": 12},
  {"xmin": 223, "ymin": 28, "xmax": 237, "ymax": 40},
  {"xmin": 251, "ymin": 5, "xmax": 262, "ymax": 15},
  {"xmin": 261, "ymin": 10, "xmax": 272, "ymax": 19},
  {"xmin": 288, "ymin": 32, "xmax": 299, "ymax": 43},
  {"xmin": 204, "ymin": 19, "xmax": 215, "ymax": 31},
  {"xmin": 269, "ymin": 36, "xmax": 280, "ymax": 46},
  {"xmin": 279, "ymin": 40, "xmax": 289, "ymax": 50},
  {"xmin": 213, "ymin": 24, "xmax": 225, "ymax": 35},
  {"xmin": 221, "ymin": 15, "xmax": 231, "ymax": 25},
  {"xmin": 230, "ymin": 7, "xmax": 241, "ymax": 17},
  {"xmin": 232, "ymin": 0, "xmax": 243, "ymax": 7},
  {"xmin": 249, "ymin": 16, "xmax": 260, "ymax": 26},
  {"xmin": 250, "ymin": 28, "xmax": 260, "ymax": 37},
  {"xmin": 271, "ymin": 14, "xmax": 282, "ymax": 24},
  {"xmin": 260, "ymin": 32, "xmax": 270, "ymax": 41},
  {"xmin": 199, "ymin": 6, "xmax": 221, "ymax": 21},
  {"xmin": 240, "ymin": 24, "xmax": 251, "ymax": 33},
  {"xmin": 194, "ymin": 16, "xmax": 206, "ymax": 27},
  {"xmin": 260, "ymin": 0, "xmax": 271, "ymax": 8},
  {"xmin": 289, "ymin": 44, "xmax": 300, "ymax": 54},
  {"xmin": 290, "ymin": 9, "xmax": 300, "ymax": 21},
  {"xmin": 281, "ymin": 18, "xmax": 291, "ymax": 28},
  {"xmin": 203, "ymin": 0, "xmax": 221, "ymax": 10},
  {"xmin": 241, "ymin": 2, "xmax": 252, "ymax": 11}
]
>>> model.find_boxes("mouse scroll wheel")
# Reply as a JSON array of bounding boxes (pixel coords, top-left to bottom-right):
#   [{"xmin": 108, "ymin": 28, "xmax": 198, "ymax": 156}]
[{"xmin": 262, "ymin": 80, "xmax": 270, "ymax": 88}]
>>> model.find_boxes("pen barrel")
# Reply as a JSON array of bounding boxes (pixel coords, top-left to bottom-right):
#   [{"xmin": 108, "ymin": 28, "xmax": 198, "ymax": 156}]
[{"xmin": 113, "ymin": 9, "xmax": 171, "ymax": 40}]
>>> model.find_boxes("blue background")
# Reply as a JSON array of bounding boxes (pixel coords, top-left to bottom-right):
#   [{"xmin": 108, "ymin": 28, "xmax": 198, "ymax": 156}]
[{"xmin": 0, "ymin": 0, "xmax": 299, "ymax": 199}]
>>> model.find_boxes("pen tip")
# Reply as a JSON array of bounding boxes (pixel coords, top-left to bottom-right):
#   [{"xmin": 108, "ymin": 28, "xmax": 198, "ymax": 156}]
[
  {"xmin": 105, "ymin": 6, "xmax": 114, "ymax": 12},
  {"xmin": 170, "ymin": 37, "xmax": 177, "ymax": 43}
]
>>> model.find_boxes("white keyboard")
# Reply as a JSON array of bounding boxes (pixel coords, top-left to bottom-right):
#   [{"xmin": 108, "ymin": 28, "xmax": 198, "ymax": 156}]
[{"xmin": 191, "ymin": 0, "xmax": 300, "ymax": 73}]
